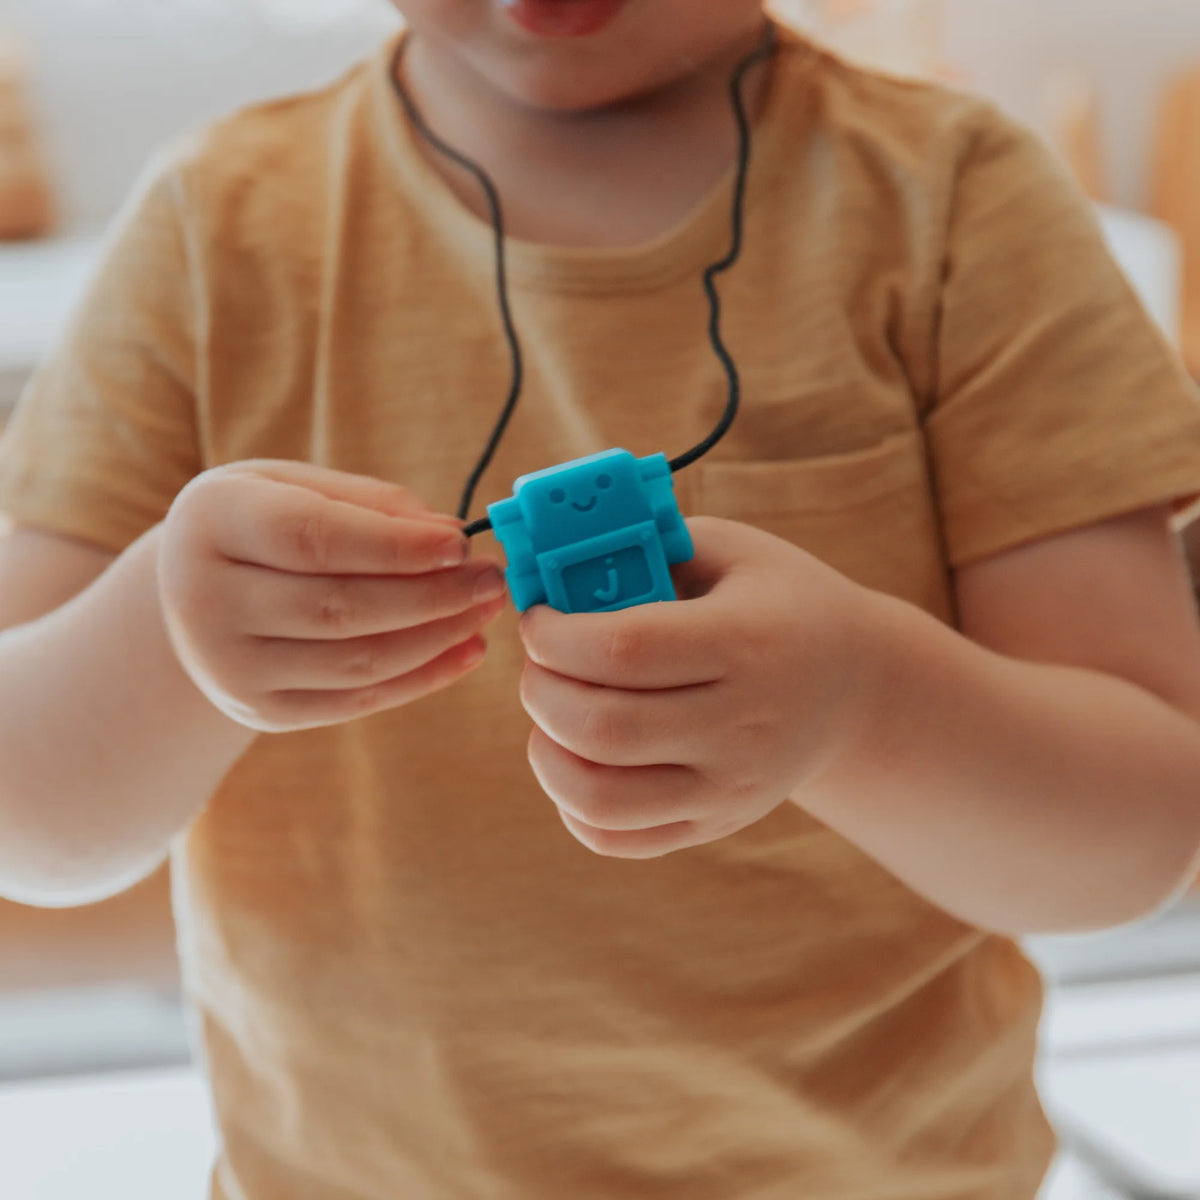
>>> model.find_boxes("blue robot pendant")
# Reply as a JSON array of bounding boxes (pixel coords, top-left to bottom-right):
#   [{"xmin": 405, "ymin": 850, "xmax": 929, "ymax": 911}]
[{"xmin": 486, "ymin": 449, "xmax": 694, "ymax": 614}]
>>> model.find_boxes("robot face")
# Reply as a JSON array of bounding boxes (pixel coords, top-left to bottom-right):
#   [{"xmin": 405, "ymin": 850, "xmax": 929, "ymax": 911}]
[
  {"xmin": 519, "ymin": 451, "xmax": 649, "ymax": 549},
  {"xmin": 547, "ymin": 469, "xmax": 612, "ymax": 514}
]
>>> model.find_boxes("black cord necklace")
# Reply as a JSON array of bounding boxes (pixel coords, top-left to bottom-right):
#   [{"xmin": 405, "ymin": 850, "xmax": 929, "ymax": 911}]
[{"xmin": 390, "ymin": 21, "xmax": 777, "ymax": 538}]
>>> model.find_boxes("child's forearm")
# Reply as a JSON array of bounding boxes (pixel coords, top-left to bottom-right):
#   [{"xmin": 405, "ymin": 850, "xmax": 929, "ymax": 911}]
[
  {"xmin": 801, "ymin": 594, "xmax": 1200, "ymax": 936},
  {"xmin": 0, "ymin": 527, "xmax": 256, "ymax": 906}
]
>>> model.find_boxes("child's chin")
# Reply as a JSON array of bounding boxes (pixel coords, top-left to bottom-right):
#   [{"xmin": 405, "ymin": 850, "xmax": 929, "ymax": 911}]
[{"xmin": 498, "ymin": 60, "xmax": 673, "ymax": 113}]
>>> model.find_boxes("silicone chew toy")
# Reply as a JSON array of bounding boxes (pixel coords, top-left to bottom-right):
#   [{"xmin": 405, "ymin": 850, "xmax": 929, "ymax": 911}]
[{"xmin": 486, "ymin": 449, "xmax": 694, "ymax": 614}]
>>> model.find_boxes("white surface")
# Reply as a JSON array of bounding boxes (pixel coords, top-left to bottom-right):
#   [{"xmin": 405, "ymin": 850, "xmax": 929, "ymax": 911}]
[
  {"xmin": 944, "ymin": 0, "xmax": 1200, "ymax": 210},
  {"xmin": 1037, "ymin": 973, "xmax": 1200, "ymax": 1196},
  {"xmin": 1041, "ymin": 1048, "xmax": 1200, "ymax": 1196},
  {"xmin": 1097, "ymin": 205, "xmax": 1183, "ymax": 345},
  {"xmin": 0, "ymin": 231, "xmax": 103, "ymax": 373},
  {"xmin": 1039, "ymin": 971, "xmax": 1200, "ymax": 1056},
  {"xmin": 1028, "ymin": 895, "xmax": 1200, "ymax": 986},
  {"xmin": 0, "ymin": 985, "xmax": 191, "ymax": 1079},
  {"xmin": 5, "ymin": 0, "xmax": 399, "ymax": 227},
  {"xmin": 1039, "ymin": 1155, "xmax": 1134, "ymax": 1200},
  {"xmin": 0, "ymin": 1068, "xmax": 216, "ymax": 1200}
]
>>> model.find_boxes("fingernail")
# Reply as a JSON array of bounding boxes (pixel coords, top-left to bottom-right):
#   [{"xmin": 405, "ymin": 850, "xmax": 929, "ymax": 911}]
[
  {"xmin": 438, "ymin": 537, "xmax": 468, "ymax": 569},
  {"xmin": 471, "ymin": 563, "xmax": 507, "ymax": 604}
]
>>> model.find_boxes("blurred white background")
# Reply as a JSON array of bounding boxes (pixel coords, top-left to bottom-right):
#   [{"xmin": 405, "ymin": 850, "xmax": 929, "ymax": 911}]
[
  {"xmin": 1, "ymin": 0, "xmax": 399, "ymax": 226},
  {"xmin": 945, "ymin": 0, "xmax": 1200, "ymax": 211}
]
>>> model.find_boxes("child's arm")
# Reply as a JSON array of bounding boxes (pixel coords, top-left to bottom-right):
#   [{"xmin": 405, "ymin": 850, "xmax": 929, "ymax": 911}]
[
  {"xmin": 0, "ymin": 461, "xmax": 505, "ymax": 907},
  {"xmin": 518, "ymin": 509, "xmax": 1200, "ymax": 937},
  {"xmin": 0, "ymin": 525, "xmax": 257, "ymax": 905}
]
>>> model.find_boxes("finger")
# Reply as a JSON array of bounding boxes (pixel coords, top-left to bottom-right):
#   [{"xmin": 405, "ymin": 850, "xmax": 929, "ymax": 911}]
[
  {"xmin": 519, "ymin": 601, "xmax": 725, "ymax": 690},
  {"xmin": 520, "ymin": 660, "xmax": 711, "ymax": 767},
  {"xmin": 556, "ymin": 809, "xmax": 703, "ymax": 860},
  {"xmin": 257, "ymin": 595, "xmax": 506, "ymax": 691},
  {"xmin": 226, "ymin": 460, "xmax": 463, "ymax": 526},
  {"xmin": 267, "ymin": 634, "xmax": 488, "ymax": 728},
  {"xmin": 229, "ymin": 558, "xmax": 507, "ymax": 639},
  {"xmin": 527, "ymin": 726, "xmax": 708, "ymax": 832},
  {"xmin": 217, "ymin": 479, "xmax": 468, "ymax": 575}
]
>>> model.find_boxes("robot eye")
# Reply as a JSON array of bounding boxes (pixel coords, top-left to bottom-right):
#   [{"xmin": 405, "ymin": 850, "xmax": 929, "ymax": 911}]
[
  {"xmin": 595, "ymin": 474, "xmax": 612, "ymax": 490},
  {"xmin": 549, "ymin": 488, "xmax": 567, "ymax": 504}
]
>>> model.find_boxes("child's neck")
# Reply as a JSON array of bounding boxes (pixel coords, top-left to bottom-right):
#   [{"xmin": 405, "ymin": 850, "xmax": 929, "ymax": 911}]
[{"xmin": 399, "ymin": 28, "xmax": 774, "ymax": 249}]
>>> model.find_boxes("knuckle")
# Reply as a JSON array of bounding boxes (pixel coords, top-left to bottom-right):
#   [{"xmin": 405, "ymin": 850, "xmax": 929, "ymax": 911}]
[
  {"xmin": 290, "ymin": 513, "xmax": 333, "ymax": 571},
  {"xmin": 314, "ymin": 581, "xmax": 356, "ymax": 632},
  {"xmin": 730, "ymin": 708, "xmax": 777, "ymax": 755},
  {"xmin": 722, "ymin": 758, "xmax": 772, "ymax": 807},
  {"xmin": 729, "ymin": 768, "xmax": 768, "ymax": 805},
  {"xmin": 599, "ymin": 624, "xmax": 646, "ymax": 678},
  {"xmin": 342, "ymin": 639, "xmax": 387, "ymax": 684},
  {"xmin": 386, "ymin": 482, "xmax": 421, "ymax": 513},
  {"xmin": 320, "ymin": 683, "xmax": 387, "ymax": 723},
  {"xmin": 735, "ymin": 619, "xmax": 774, "ymax": 668},
  {"xmin": 579, "ymin": 697, "xmax": 623, "ymax": 759},
  {"xmin": 348, "ymin": 684, "xmax": 385, "ymax": 716},
  {"xmin": 744, "ymin": 619, "xmax": 782, "ymax": 676}
]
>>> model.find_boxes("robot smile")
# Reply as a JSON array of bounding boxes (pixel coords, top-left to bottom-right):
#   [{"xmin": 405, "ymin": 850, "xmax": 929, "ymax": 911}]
[{"xmin": 572, "ymin": 497, "xmax": 598, "ymax": 512}]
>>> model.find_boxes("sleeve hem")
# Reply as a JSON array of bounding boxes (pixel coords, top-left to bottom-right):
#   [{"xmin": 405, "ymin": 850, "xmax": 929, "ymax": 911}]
[
  {"xmin": 0, "ymin": 480, "xmax": 159, "ymax": 557},
  {"xmin": 945, "ymin": 462, "xmax": 1200, "ymax": 568}
]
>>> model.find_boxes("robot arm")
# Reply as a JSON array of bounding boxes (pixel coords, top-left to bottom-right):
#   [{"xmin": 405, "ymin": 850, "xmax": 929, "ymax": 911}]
[
  {"xmin": 640, "ymin": 458, "xmax": 694, "ymax": 566},
  {"xmin": 489, "ymin": 498, "xmax": 547, "ymax": 611}
]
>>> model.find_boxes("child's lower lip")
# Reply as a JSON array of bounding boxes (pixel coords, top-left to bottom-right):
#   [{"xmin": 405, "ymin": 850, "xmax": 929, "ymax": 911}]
[{"xmin": 500, "ymin": 0, "xmax": 629, "ymax": 39}]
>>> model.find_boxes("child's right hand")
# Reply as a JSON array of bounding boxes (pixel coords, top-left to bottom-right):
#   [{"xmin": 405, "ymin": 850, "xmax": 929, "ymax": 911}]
[{"xmin": 156, "ymin": 461, "xmax": 508, "ymax": 732}]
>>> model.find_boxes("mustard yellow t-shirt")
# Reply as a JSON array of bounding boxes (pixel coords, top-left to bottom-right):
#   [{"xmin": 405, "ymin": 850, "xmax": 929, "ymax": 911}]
[{"xmin": 4, "ymin": 24, "xmax": 1200, "ymax": 1200}]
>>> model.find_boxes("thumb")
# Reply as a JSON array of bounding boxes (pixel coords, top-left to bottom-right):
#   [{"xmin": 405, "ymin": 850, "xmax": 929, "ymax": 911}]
[{"xmin": 670, "ymin": 516, "xmax": 772, "ymax": 600}]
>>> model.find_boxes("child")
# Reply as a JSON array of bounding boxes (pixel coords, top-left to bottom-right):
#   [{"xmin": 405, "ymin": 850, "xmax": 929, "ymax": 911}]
[{"xmin": 2, "ymin": 2, "xmax": 1200, "ymax": 1196}]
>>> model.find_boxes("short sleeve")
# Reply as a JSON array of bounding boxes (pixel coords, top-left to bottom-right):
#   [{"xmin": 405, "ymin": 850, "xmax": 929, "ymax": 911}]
[
  {"xmin": 924, "ymin": 108, "xmax": 1200, "ymax": 567},
  {"xmin": 0, "ymin": 151, "xmax": 202, "ymax": 553}
]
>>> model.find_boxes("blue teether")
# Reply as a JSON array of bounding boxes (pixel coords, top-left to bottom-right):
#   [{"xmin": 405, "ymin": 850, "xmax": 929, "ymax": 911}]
[{"xmin": 487, "ymin": 449, "xmax": 694, "ymax": 614}]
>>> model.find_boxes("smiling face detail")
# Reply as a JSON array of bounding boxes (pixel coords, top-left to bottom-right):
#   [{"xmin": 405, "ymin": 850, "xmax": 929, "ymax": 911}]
[
  {"xmin": 519, "ymin": 450, "xmax": 651, "ymax": 551},
  {"xmin": 551, "ymin": 470, "xmax": 610, "ymax": 513}
]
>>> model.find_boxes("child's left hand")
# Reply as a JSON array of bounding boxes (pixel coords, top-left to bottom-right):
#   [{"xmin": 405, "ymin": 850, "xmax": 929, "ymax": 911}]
[{"xmin": 518, "ymin": 516, "xmax": 881, "ymax": 858}]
